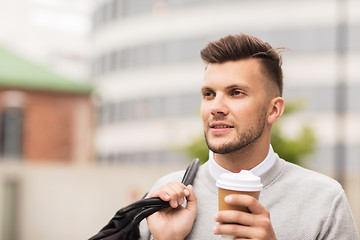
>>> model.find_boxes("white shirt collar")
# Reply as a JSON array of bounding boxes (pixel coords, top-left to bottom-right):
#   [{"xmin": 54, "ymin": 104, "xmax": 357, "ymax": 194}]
[{"xmin": 208, "ymin": 145, "xmax": 276, "ymax": 180}]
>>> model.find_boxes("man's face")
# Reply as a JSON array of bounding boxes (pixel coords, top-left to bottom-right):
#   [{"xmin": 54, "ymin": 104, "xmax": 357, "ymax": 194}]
[{"xmin": 200, "ymin": 58, "xmax": 270, "ymax": 154}]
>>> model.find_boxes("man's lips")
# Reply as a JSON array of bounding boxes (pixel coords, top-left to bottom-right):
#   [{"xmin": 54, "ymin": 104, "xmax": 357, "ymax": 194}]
[
  {"xmin": 211, "ymin": 125, "xmax": 233, "ymax": 129},
  {"xmin": 209, "ymin": 122, "xmax": 234, "ymax": 134},
  {"xmin": 209, "ymin": 122, "xmax": 234, "ymax": 129}
]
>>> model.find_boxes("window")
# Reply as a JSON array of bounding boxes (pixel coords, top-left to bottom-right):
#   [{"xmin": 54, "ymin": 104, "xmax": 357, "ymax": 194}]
[
  {"xmin": 110, "ymin": 0, "xmax": 119, "ymax": 20},
  {"xmin": 0, "ymin": 108, "xmax": 23, "ymax": 159},
  {"xmin": 98, "ymin": 92, "xmax": 201, "ymax": 125}
]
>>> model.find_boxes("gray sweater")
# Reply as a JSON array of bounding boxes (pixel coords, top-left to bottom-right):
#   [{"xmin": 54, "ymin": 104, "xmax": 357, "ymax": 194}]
[{"xmin": 140, "ymin": 156, "xmax": 359, "ymax": 239}]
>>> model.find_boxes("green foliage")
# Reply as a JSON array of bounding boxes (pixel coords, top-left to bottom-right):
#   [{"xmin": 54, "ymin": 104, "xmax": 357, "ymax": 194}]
[
  {"xmin": 182, "ymin": 100, "xmax": 316, "ymax": 166},
  {"xmin": 183, "ymin": 134, "xmax": 209, "ymax": 165},
  {"xmin": 270, "ymin": 101, "xmax": 316, "ymax": 166}
]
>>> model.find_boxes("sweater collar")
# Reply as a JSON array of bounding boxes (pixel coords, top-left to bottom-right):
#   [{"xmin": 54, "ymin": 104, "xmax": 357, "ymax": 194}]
[{"xmin": 208, "ymin": 145, "xmax": 276, "ymax": 181}]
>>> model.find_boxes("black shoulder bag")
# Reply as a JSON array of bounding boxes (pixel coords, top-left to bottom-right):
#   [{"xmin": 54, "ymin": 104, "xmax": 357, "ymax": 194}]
[{"xmin": 89, "ymin": 158, "xmax": 200, "ymax": 240}]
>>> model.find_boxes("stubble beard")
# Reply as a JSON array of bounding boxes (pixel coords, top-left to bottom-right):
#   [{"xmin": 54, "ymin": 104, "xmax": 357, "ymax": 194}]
[{"xmin": 204, "ymin": 112, "xmax": 267, "ymax": 155}]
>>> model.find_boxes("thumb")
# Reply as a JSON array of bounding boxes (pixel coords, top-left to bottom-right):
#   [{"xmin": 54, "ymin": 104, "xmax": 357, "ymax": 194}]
[{"xmin": 185, "ymin": 185, "xmax": 197, "ymax": 213}]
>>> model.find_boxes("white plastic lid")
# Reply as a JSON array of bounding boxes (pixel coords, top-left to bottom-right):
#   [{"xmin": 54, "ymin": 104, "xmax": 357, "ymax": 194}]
[{"xmin": 216, "ymin": 170, "xmax": 263, "ymax": 192}]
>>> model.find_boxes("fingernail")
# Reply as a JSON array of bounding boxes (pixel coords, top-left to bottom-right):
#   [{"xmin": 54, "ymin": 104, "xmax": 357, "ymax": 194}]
[
  {"xmin": 213, "ymin": 213, "xmax": 218, "ymax": 220},
  {"xmin": 164, "ymin": 194, "xmax": 170, "ymax": 200},
  {"xmin": 225, "ymin": 195, "xmax": 232, "ymax": 202},
  {"xmin": 184, "ymin": 189, "xmax": 190, "ymax": 195},
  {"xmin": 171, "ymin": 200, "xmax": 178, "ymax": 208}
]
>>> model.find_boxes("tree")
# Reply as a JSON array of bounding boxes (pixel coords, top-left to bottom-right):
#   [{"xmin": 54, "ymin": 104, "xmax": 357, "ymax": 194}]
[
  {"xmin": 270, "ymin": 100, "xmax": 316, "ymax": 166},
  {"xmin": 183, "ymin": 134, "xmax": 209, "ymax": 165},
  {"xmin": 182, "ymin": 100, "xmax": 316, "ymax": 166}
]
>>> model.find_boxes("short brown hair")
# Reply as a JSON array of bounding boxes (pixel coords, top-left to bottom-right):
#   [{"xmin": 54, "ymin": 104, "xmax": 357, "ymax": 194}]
[{"xmin": 200, "ymin": 33, "xmax": 283, "ymax": 96}]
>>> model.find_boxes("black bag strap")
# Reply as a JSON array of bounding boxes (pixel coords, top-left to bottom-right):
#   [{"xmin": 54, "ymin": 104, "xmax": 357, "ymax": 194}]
[
  {"xmin": 89, "ymin": 158, "xmax": 200, "ymax": 240},
  {"xmin": 132, "ymin": 157, "xmax": 200, "ymax": 222},
  {"xmin": 181, "ymin": 157, "xmax": 200, "ymax": 186},
  {"xmin": 114, "ymin": 157, "xmax": 200, "ymax": 218}
]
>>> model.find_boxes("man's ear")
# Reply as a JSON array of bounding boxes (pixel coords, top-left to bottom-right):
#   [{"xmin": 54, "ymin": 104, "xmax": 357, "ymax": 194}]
[{"xmin": 267, "ymin": 97, "xmax": 285, "ymax": 124}]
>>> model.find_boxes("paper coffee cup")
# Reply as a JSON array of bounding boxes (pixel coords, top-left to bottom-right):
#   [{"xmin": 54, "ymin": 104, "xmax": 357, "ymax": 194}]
[{"xmin": 216, "ymin": 170, "xmax": 263, "ymax": 239}]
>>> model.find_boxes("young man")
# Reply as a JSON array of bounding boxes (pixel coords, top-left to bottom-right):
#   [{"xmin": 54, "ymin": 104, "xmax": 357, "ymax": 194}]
[{"xmin": 139, "ymin": 34, "xmax": 358, "ymax": 239}]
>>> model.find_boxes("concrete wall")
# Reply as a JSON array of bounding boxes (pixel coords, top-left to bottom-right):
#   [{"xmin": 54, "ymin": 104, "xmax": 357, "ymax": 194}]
[{"xmin": 0, "ymin": 161, "xmax": 187, "ymax": 240}]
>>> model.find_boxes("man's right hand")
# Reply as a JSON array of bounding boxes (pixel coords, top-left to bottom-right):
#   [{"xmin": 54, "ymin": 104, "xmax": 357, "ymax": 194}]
[{"xmin": 146, "ymin": 182, "xmax": 197, "ymax": 240}]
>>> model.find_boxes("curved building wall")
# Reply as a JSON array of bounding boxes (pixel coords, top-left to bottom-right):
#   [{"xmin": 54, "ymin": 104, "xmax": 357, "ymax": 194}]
[{"xmin": 91, "ymin": 0, "xmax": 360, "ymax": 175}]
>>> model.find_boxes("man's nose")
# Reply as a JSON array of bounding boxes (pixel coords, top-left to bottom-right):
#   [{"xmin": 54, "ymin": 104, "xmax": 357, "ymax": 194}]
[{"xmin": 210, "ymin": 96, "xmax": 229, "ymax": 116}]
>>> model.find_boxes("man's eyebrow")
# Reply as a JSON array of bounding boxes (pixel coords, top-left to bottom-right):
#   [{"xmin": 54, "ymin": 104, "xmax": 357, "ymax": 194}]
[
  {"xmin": 200, "ymin": 84, "xmax": 251, "ymax": 93},
  {"xmin": 225, "ymin": 84, "xmax": 250, "ymax": 91},
  {"xmin": 200, "ymin": 86, "xmax": 212, "ymax": 92}
]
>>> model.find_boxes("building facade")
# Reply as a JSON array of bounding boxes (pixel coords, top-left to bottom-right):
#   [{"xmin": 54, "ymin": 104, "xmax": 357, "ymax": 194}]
[
  {"xmin": 0, "ymin": 47, "xmax": 94, "ymax": 163},
  {"xmin": 91, "ymin": 0, "xmax": 360, "ymax": 167},
  {"xmin": 0, "ymin": 45, "xmax": 94, "ymax": 240}
]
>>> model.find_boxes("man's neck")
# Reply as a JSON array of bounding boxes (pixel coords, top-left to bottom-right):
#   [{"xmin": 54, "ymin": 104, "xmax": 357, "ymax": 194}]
[{"xmin": 213, "ymin": 143, "xmax": 270, "ymax": 173}]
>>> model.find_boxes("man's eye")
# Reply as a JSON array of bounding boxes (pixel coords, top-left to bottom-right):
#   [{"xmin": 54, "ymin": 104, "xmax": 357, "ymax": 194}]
[
  {"xmin": 232, "ymin": 90, "xmax": 243, "ymax": 96},
  {"xmin": 203, "ymin": 91, "xmax": 215, "ymax": 98}
]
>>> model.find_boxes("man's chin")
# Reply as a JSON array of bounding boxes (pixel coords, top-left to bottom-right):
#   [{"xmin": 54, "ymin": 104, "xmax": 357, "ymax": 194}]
[
  {"xmin": 209, "ymin": 148, "xmax": 234, "ymax": 155},
  {"xmin": 205, "ymin": 134, "xmax": 238, "ymax": 154},
  {"xmin": 207, "ymin": 143, "xmax": 235, "ymax": 155}
]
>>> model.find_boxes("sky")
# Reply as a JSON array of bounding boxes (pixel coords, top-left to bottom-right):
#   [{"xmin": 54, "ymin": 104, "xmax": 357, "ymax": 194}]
[
  {"xmin": 0, "ymin": 0, "xmax": 95, "ymax": 80},
  {"xmin": 29, "ymin": 0, "xmax": 93, "ymax": 35}
]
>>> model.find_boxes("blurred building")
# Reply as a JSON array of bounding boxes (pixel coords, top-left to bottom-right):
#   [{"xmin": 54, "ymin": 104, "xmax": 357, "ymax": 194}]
[
  {"xmin": 0, "ymin": 44, "xmax": 172, "ymax": 240},
  {"xmin": 90, "ymin": 0, "xmax": 360, "ymax": 231},
  {"xmin": 0, "ymin": 45, "xmax": 95, "ymax": 240},
  {"xmin": 91, "ymin": 0, "xmax": 360, "ymax": 169},
  {"xmin": 0, "ymin": 46, "xmax": 94, "ymax": 163}
]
